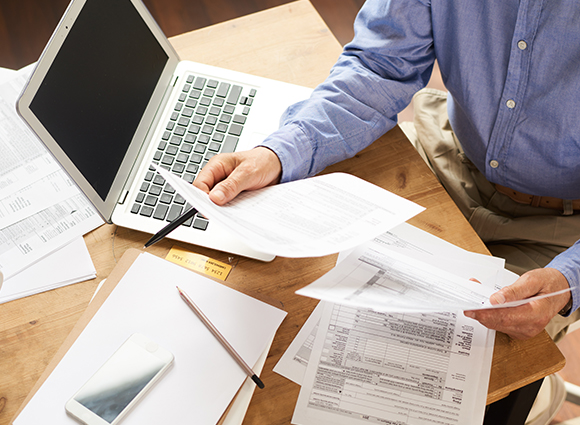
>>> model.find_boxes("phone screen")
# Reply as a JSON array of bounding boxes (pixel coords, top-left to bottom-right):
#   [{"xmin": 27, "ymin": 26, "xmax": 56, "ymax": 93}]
[{"xmin": 72, "ymin": 340, "xmax": 168, "ymax": 423}]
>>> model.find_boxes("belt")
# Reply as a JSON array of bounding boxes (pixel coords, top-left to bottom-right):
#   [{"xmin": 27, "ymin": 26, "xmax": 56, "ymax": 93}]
[{"xmin": 495, "ymin": 184, "xmax": 580, "ymax": 212}]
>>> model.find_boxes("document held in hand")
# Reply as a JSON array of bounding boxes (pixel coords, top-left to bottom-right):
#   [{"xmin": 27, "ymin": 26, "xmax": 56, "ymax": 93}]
[{"xmin": 153, "ymin": 165, "xmax": 425, "ymax": 258}]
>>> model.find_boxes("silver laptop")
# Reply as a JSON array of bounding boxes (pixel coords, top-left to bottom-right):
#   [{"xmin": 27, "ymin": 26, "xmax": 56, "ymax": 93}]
[{"xmin": 16, "ymin": 0, "xmax": 312, "ymax": 262}]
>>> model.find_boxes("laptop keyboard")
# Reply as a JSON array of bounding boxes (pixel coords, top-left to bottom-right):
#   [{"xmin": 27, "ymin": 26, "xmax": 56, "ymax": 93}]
[{"xmin": 130, "ymin": 73, "xmax": 256, "ymax": 231}]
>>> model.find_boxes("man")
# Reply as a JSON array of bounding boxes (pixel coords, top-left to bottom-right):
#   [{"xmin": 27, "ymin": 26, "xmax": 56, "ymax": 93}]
[{"xmin": 194, "ymin": 1, "xmax": 580, "ymax": 342}]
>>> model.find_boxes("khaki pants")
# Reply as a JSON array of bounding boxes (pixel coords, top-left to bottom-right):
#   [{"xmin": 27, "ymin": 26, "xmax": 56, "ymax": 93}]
[{"xmin": 400, "ymin": 88, "xmax": 580, "ymax": 342}]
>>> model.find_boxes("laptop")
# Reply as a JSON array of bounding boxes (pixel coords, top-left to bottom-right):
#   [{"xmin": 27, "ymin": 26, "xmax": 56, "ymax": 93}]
[{"xmin": 16, "ymin": 0, "xmax": 313, "ymax": 262}]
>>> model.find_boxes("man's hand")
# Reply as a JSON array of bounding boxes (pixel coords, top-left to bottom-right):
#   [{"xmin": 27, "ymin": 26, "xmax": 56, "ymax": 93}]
[
  {"xmin": 193, "ymin": 147, "xmax": 282, "ymax": 205},
  {"xmin": 464, "ymin": 268, "xmax": 571, "ymax": 340}
]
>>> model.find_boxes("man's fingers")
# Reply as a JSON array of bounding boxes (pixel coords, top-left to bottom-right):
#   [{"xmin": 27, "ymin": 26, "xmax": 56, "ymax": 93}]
[
  {"xmin": 209, "ymin": 170, "xmax": 248, "ymax": 205},
  {"xmin": 192, "ymin": 147, "xmax": 282, "ymax": 205},
  {"xmin": 192, "ymin": 153, "xmax": 237, "ymax": 194}
]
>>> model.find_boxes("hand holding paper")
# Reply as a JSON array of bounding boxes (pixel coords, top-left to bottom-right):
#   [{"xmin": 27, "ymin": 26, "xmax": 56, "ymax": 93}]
[
  {"xmin": 153, "ymin": 164, "xmax": 424, "ymax": 258},
  {"xmin": 465, "ymin": 267, "xmax": 574, "ymax": 339}
]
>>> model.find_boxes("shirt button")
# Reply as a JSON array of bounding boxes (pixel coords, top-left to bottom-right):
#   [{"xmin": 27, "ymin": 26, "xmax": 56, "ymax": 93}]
[
  {"xmin": 506, "ymin": 99, "xmax": 516, "ymax": 109},
  {"xmin": 517, "ymin": 40, "xmax": 528, "ymax": 50},
  {"xmin": 490, "ymin": 160, "xmax": 499, "ymax": 169}
]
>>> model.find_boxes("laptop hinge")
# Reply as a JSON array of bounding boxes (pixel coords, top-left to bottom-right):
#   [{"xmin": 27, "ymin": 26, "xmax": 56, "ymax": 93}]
[{"xmin": 171, "ymin": 74, "xmax": 179, "ymax": 87}]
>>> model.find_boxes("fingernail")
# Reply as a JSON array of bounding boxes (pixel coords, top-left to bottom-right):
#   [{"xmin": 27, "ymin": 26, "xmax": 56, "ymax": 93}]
[
  {"xmin": 464, "ymin": 311, "xmax": 475, "ymax": 318},
  {"xmin": 211, "ymin": 189, "xmax": 225, "ymax": 204},
  {"xmin": 490, "ymin": 292, "xmax": 506, "ymax": 305}
]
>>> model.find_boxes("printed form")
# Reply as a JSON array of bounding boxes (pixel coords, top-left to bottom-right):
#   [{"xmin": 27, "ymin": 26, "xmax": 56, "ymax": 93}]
[
  {"xmin": 293, "ymin": 302, "xmax": 493, "ymax": 425},
  {"xmin": 154, "ymin": 166, "xmax": 425, "ymax": 258},
  {"xmin": 0, "ymin": 67, "xmax": 103, "ymax": 281},
  {"xmin": 275, "ymin": 224, "xmax": 500, "ymax": 425}
]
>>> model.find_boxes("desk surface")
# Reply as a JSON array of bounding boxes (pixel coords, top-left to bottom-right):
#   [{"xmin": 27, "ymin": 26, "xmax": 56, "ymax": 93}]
[{"xmin": 0, "ymin": 1, "xmax": 565, "ymax": 424}]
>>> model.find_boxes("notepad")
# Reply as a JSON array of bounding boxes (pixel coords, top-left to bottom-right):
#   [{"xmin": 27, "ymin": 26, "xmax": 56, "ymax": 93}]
[{"xmin": 14, "ymin": 250, "xmax": 287, "ymax": 425}]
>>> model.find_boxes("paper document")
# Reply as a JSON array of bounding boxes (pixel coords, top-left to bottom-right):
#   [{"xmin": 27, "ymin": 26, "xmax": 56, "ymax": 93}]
[
  {"xmin": 291, "ymin": 303, "xmax": 494, "ymax": 425},
  {"xmin": 297, "ymin": 227, "xmax": 566, "ymax": 312},
  {"xmin": 296, "ymin": 239, "xmax": 497, "ymax": 312},
  {"xmin": 154, "ymin": 165, "xmax": 425, "ymax": 257},
  {"xmin": 0, "ymin": 237, "xmax": 96, "ymax": 304},
  {"xmin": 275, "ymin": 224, "xmax": 496, "ymax": 425},
  {"xmin": 15, "ymin": 252, "xmax": 287, "ymax": 425},
  {"xmin": 0, "ymin": 66, "xmax": 103, "ymax": 282}
]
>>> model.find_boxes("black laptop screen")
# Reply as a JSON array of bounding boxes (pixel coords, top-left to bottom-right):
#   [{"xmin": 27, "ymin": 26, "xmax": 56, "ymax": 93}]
[{"xmin": 30, "ymin": 0, "xmax": 169, "ymax": 200}]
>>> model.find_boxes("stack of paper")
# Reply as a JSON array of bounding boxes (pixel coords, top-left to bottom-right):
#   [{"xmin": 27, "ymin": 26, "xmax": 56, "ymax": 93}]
[
  {"xmin": 15, "ymin": 252, "xmax": 287, "ymax": 425},
  {"xmin": 275, "ymin": 223, "xmax": 516, "ymax": 425},
  {"xmin": 0, "ymin": 65, "xmax": 103, "ymax": 301}
]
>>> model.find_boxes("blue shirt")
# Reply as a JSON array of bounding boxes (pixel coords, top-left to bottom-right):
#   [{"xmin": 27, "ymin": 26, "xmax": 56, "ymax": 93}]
[{"xmin": 260, "ymin": 0, "xmax": 580, "ymax": 311}]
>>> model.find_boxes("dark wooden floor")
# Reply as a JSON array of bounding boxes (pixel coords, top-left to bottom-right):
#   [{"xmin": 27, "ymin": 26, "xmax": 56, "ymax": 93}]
[
  {"xmin": 2, "ymin": 0, "xmax": 580, "ymax": 423},
  {"xmin": 0, "ymin": 0, "xmax": 364, "ymax": 70}
]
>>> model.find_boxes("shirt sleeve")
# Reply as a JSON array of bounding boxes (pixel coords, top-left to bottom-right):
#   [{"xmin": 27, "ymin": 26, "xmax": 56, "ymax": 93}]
[
  {"xmin": 546, "ymin": 239, "xmax": 580, "ymax": 316},
  {"xmin": 260, "ymin": 0, "xmax": 436, "ymax": 182}
]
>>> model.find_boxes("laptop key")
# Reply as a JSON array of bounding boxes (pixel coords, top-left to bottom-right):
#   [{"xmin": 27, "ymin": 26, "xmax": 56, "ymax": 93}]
[
  {"xmin": 233, "ymin": 114, "xmax": 246, "ymax": 124},
  {"xmin": 186, "ymin": 163, "xmax": 199, "ymax": 174},
  {"xmin": 149, "ymin": 185, "xmax": 162, "ymax": 196},
  {"xmin": 193, "ymin": 77, "xmax": 206, "ymax": 90},
  {"xmin": 131, "ymin": 203, "xmax": 141, "ymax": 214},
  {"xmin": 193, "ymin": 218, "xmax": 209, "ymax": 230},
  {"xmin": 140, "ymin": 206, "xmax": 154, "ymax": 217},
  {"xmin": 222, "ymin": 135, "xmax": 239, "ymax": 153},
  {"xmin": 167, "ymin": 204, "xmax": 183, "ymax": 222},
  {"xmin": 228, "ymin": 123, "xmax": 243, "ymax": 136},
  {"xmin": 153, "ymin": 204, "xmax": 169, "ymax": 220},
  {"xmin": 226, "ymin": 85, "xmax": 242, "ymax": 105},
  {"xmin": 160, "ymin": 193, "xmax": 173, "ymax": 204},
  {"xmin": 144, "ymin": 195, "xmax": 158, "ymax": 206},
  {"xmin": 174, "ymin": 194, "xmax": 186, "ymax": 205},
  {"xmin": 175, "ymin": 126, "xmax": 187, "ymax": 136},
  {"xmin": 216, "ymin": 82, "xmax": 230, "ymax": 98},
  {"xmin": 212, "ymin": 132, "xmax": 224, "ymax": 142}
]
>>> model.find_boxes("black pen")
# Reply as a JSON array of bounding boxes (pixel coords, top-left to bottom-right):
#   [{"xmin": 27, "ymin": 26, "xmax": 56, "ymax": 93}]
[{"xmin": 144, "ymin": 207, "xmax": 198, "ymax": 248}]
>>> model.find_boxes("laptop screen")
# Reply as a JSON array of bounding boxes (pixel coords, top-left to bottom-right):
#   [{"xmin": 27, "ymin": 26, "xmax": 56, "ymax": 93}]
[{"xmin": 29, "ymin": 0, "xmax": 169, "ymax": 200}]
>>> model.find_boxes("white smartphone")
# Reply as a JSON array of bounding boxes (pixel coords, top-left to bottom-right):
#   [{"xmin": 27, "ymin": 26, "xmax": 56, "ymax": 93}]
[{"xmin": 65, "ymin": 333, "xmax": 174, "ymax": 425}]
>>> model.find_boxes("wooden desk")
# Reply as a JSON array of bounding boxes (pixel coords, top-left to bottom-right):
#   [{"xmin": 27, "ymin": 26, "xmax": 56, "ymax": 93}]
[{"xmin": 0, "ymin": 1, "xmax": 565, "ymax": 424}]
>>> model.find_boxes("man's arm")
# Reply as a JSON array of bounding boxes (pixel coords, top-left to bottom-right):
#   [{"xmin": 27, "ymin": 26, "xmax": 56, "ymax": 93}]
[{"xmin": 193, "ymin": 0, "xmax": 436, "ymax": 199}]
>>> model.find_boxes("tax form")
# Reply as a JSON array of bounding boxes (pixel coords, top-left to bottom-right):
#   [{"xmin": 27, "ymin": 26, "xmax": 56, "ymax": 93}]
[
  {"xmin": 292, "ymin": 303, "xmax": 493, "ymax": 425},
  {"xmin": 275, "ymin": 224, "xmax": 502, "ymax": 425},
  {"xmin": 0, "ymin": 67, "xmax": 103, "ymax": 281},
  {"xmin": 154, "ymin": 166, "xmax": 425, "ymax": 258}
]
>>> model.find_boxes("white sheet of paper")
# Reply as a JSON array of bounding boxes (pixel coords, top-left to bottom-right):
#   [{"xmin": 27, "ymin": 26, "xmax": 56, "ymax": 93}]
[
  {"xmin": 153, "ymin": 165, "xmax": 425, "ymax": 258},
  {"xmin": 0, "ymin": 237, "xmax": 96, "ymax": 303},
  {"xmin": 0, "ymin": 67, "xmax": 103, "ymax": 281},
  {"xmin": 297, "ymin": 241, "xmax": 496, "ymax": 312},
  {"xmin": 275, "ymin": 223, "xmax": 498, "ymax": 387},
  {"xmin": 15, "ymin": 253, "xmax": 287, "ymax": 425},
  {"xmin": 291, "ymin": 302, "xmax": 494, "ymax": 425},
  {"xmin": 0, "ymin": 67, "xmax": 17, "ymax": 84}
]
